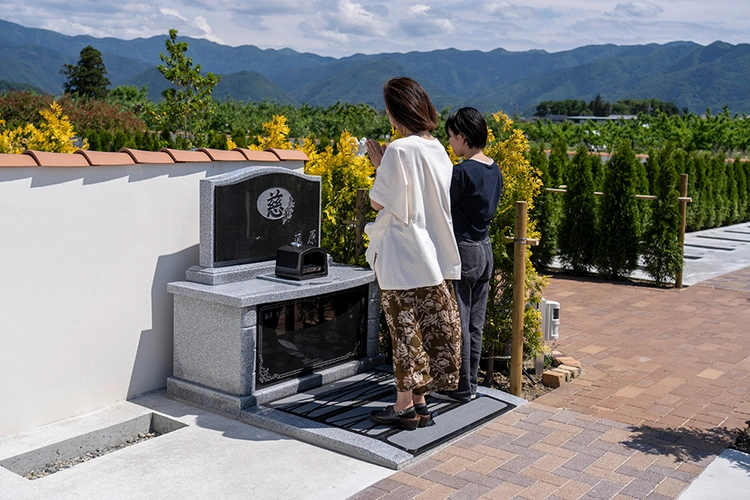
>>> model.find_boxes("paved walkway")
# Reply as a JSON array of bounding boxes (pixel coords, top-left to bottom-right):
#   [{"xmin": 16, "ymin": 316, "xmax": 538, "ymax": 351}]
[{"xmin": 350, "ymin": 268, "xmax": 750, "ymax": 500}]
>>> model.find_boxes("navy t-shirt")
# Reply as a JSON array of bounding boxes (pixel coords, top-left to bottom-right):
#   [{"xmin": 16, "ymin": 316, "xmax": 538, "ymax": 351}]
[{"xmin": 450, "ymin": 158, "xmax": 503, "ymax": 241}]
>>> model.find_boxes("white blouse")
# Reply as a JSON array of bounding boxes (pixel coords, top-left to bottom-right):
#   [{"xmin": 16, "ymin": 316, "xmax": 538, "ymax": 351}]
[{"xmin": 365, "ymin": 135, "xmax": 461, "ymax": 290}]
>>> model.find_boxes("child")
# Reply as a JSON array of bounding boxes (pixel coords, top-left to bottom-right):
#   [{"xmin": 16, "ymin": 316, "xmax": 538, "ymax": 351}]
[{"xmin": 433, "ymin": 107, "xmax": 503, "ymax": 403}]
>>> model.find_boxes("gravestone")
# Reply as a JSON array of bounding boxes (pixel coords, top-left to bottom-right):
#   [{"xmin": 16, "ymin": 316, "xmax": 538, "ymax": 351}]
[
  {"xmin": 209, "ymin": 168, "xmax": 321, "ymax": 267},
  {"xmin": 167, "ymin": 165, "xmax": 381, "ymax": 417}
]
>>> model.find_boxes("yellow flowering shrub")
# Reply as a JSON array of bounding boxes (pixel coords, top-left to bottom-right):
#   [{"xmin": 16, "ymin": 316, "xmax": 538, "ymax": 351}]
[
  {"xmin": 0, "ymin": 102, "xmax": 86, "ymax": 154},
  {"xmin": 249, "ymin": 115, "xmax": 291, "ymax": 150},
  {"xmin": 482, "ymin": 112, "xmax": 549, "ymax": 360},
  {"xmin": 303, "ymin": 130, "xmax": 375, "ymax": 265}
]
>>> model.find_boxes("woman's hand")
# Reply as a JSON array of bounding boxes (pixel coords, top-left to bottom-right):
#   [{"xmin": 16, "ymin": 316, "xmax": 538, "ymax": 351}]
[{"xmin": 366, "ymin": 139, "xmax": 387, "ymax": 168}]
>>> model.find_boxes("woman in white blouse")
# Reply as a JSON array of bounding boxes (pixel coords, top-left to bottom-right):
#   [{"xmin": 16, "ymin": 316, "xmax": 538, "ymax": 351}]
[{"xmin": 365, "ymin": 77, "xmax": 462, "ymax": 430}]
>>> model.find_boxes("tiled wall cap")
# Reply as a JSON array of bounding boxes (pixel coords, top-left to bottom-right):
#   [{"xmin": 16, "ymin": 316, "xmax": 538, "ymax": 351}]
[
  {"xmin": 233, "ymin": 148, "xmax": 280, "ymax": 162},
  {"xmin": 120, "ymin": 148, "xmax": 175, "ymax": 164},
  {"xmin": 265, "ymin": 148, "xmax": 309, "ymax": 162},
  {"xmin": 74, "ymin": 150, "xmax": 135, "ymax": 166},
  {"xmin": 0, "ymin": 153, "xmax": 39, "ymax": 167},
  {"xmin": 23, "ymin": 150, "xmax": 90, "ymax": 167},
  {"xmin": 196, "ymin": 148, "xmax": 247, "ymax": 162},
  {"xmin": 160, "ymin": 148, "xmax": 211, "ymax": 163}
]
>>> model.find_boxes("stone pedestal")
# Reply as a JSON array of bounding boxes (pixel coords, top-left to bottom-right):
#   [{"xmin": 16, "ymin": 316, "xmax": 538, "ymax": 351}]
[{"xmin": 167, "ymin": 262, "xmax": 381, "ymax": 417}]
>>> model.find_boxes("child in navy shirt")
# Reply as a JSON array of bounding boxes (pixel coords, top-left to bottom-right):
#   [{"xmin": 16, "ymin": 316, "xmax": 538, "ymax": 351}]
[{"xmin": 433, "ymin": 107, "xmax": 503, "ymax": 402}]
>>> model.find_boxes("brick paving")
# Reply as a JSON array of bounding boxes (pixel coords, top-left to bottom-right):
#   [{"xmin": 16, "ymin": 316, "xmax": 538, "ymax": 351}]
[{"xmin": 349, "ymin": 268, "xmax": 750, "ymax": 500}]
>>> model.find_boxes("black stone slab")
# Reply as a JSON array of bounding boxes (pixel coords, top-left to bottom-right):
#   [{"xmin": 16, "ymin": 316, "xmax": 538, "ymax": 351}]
[
  {"xmin": 256, "ymin": 285, "xmax": 369, "ymax": 388},
  {"xmin": 267, "ymin": 367, "xmax": 519, "ymax": 458},
  {"xmin": 213, "ymin": 171, "xmax": 321, "ymax": 266}
]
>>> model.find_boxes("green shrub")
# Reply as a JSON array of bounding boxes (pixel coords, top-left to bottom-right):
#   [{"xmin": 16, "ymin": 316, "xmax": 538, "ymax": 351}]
[
  {"xmin": 558, "ymin": 145, "xmax": 598, "ymax": 273},
  {"xmin": 641, "ymin": 143, "xmax": 682, "ymax": 285},
  {"xmin": 596, "ymin": 140, "xmax": 641, "ymax": 279}
]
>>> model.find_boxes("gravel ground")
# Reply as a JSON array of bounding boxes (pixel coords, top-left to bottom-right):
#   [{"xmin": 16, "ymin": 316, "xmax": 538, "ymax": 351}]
[{"xmin": 23, "ymin": 431, "xmax": 161, "ymax": 480}]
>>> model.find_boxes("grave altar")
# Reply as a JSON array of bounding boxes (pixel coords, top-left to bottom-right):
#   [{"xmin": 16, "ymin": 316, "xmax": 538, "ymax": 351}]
[{"xmin": 167, "ymin": 166, "xmax": 381, "ymax": 417}]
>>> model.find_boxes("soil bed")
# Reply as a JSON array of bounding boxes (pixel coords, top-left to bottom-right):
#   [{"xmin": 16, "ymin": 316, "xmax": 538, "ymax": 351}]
[{"xmin": 479, "ymin": 359, "xmax": 553, "ymax": 401}]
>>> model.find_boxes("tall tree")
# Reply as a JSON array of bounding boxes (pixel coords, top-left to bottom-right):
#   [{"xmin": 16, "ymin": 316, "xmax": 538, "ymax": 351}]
[
  {"xmin": 157, "ymin": 29, "xmax": 220, "ymax": 148},
  {"xmin": 558, "ymin": 145, "xmax": 598, "ymax": 273},
  {"xmin": 641, "ymin": 143, "xmax": 682, "ymax": 285},
  {"xmin": 597, "ymin": 140, "xmax": 641, "ymax": 278},
  {"xmin": 60, "ymin": 46, "xmax": 110, "ymax": 100}
]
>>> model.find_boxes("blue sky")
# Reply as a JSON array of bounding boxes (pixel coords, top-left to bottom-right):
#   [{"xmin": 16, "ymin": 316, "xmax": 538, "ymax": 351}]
[{"xmin": 1, "ymin": 1, "xmax": 747, "ymax": 57}]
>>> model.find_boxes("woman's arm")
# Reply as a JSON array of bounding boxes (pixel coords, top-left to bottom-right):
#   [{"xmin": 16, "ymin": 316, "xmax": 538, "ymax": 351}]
[{"xmin": 366, "ymin": 138, "xmax": 387, "ymax": 211}]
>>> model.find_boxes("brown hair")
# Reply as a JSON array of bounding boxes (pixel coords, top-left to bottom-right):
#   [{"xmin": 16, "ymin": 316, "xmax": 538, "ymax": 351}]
[{"xmin": 383, "ymin": 77, "xmax": 439, "ymax": 133}]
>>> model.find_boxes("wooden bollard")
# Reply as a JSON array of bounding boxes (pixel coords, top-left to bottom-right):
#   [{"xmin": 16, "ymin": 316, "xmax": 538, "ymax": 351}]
[{"xmin": 675, "ymin": 174, "xmax": 689, "ymax": 289}]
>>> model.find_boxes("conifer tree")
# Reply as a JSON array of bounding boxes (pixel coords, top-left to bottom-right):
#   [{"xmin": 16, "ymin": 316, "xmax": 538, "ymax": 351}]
[
  {"xmin": 547, "ymin": 137, "xmax": 568, "ymax": 187},
  {"xmin": 528, "ymin": 145, "xmax": 557, "ymax": 268},
  {"xmin": 597, "ymin": 140, "xmax": 641, "ymax": 279},
  {"xmin": 642, "ymin": 143, "xmax": 682, "ymax": 285},
  {"xmin": 558, "ymin": 145, "xmax": 597, "ymax": 273},
  {"xmin": 61, "ymin": 46, "xmax": 110, "ymax": 100},
  {"xmin": 737, "ymin": 156, "xmax": 749, "ymax": 221}
]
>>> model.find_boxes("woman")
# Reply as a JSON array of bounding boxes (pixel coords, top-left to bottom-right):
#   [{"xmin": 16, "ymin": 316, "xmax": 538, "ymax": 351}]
[{"xmin": 365, "ymin": 77, "xmax": 462, "ymax": 430}]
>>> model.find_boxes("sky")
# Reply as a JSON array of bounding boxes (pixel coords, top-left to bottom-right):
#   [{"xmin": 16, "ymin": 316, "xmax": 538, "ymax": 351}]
[{"xmin": 0, "ymin": 1, "xmax": 748, "ymax": 58}]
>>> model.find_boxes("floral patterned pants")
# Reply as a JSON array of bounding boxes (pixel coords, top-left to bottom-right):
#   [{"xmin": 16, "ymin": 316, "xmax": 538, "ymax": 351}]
[{"xmin": 380, "ymin": 281, "xmax": 462, "ymax": 394}]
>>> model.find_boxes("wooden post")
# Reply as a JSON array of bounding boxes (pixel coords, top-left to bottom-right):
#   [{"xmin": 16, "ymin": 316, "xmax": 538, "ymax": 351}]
[
  {"xmin": 354, "ymin": 188, "xmax": 367, "ymax": 261},
  {"xmin": 510, "ymin": 201, "xmax": 528, "ymax": 397},
  {"xmin": 676, "ymin": 174, "xmax": 689, "ymax": 289}
]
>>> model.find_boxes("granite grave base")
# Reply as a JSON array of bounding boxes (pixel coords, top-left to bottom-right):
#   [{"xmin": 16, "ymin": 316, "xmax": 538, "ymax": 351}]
[{"xmin": 240, "ymin": 367, "xmax": 526, "ymax": 469}]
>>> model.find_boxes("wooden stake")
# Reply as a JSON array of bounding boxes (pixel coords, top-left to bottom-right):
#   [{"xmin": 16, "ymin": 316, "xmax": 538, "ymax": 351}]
[
  {"xmin": 675, "ymin": 173, "xmax": 689, "ymax": 289},
  {"xmin": 510, "ymin": 201, "xmax": 528, "ymax": 397}
]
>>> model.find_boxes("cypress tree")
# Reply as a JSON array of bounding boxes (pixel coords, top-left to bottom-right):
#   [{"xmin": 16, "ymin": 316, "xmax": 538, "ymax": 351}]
[
  {"xmin": 641, "ymin": 143, "xmax": 682, "ymax": 285},
  {"xmin": 589, "ymin": 153, "xmax": 605, "ymax": 191},
  {"xmin": 741, "ymin": 158, "xmax": 750, "ymax": 221},
  {"xmin": 712, "ymin": 155, "xmax": 729, "ymax": 225},
  {"xmin": 547, "ymin": 137, "xmax": 568, "ymax": 187},
  {"xmin": 558, "ymin": 145, "xmax": 597, "ymax": 273},
  {"xmin": 726, "ymin": 158, "xmax": 739, "ymax": 224},
  {"xmin": 528, "ymin": 145, "xmax": 557, "ymax": 268},
  {"xmin": 597, "ymin": 140, "xmax": 641, "ymax": 279}
]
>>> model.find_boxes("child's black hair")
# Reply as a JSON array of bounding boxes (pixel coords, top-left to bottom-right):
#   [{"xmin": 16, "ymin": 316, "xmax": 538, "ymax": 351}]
[{"xmin": 445, "ymin": 107, "xmax": 488, "ymax": 149}]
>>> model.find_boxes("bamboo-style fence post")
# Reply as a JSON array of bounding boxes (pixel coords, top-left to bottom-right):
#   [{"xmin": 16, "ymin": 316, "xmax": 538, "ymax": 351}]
[
  {"xmin": 675, "ymin": 173, "xmax": 689, "ymax": 289},
  {"xmin": 502, "ymin": 201, "xmax": 538, "ymax": 397}
]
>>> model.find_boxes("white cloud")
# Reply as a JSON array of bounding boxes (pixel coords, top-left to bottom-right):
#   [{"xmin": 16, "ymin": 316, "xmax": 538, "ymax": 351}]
[
  {"xmin": 159, "ymin": 8, "xmax": 187, "ymax": 22},
  {"xmin": 609, "ymin": 1, "xmax": 664, "ymax": 18},
  {"xmin": 397, "ymin": 4, "xmax": 455, "ymax": 38},
  {"xmin": 0, "ymin": 0, "xmax": 747, "ymax": 57}
]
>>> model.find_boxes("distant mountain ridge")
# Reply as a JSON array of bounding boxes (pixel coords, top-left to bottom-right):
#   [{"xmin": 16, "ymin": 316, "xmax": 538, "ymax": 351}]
[{"xmin": 1, "ymin": 18, "xmax": 749, "ymax": 114}]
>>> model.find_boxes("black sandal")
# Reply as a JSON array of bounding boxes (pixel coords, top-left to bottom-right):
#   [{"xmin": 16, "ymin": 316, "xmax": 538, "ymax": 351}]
[
  {"xmin": 414, "ymin": 403, "xmax": 431, "ymax": 427},
  {"xmin": 370, "ymin": 405, "xmax": 420, "ymax": 430}
]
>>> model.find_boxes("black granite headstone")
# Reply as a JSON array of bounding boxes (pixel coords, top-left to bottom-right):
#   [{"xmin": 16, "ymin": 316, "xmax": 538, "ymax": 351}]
[{"xmin": 213, "ymin": 171, "xmax": 320, "ymax": 266}]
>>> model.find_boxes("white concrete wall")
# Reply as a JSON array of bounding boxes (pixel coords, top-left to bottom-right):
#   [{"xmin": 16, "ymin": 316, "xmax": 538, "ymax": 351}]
[{"xmin": 0, "ymin": 159, "xmax": 300, "ymax": 438}]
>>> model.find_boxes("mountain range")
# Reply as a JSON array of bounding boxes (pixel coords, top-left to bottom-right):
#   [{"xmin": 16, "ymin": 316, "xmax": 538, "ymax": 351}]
[{"xmin": 1, "ymin": 18, "xmax": 749, "ymax": 115}]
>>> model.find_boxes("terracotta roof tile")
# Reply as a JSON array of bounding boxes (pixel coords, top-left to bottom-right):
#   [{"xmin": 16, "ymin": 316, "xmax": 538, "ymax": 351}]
[
  {"xmin": 23, "ymin": 150, "xmax": 90, "ymax": 167},
  {"xmin": 160, "ymin": 148, "xmax": 211, "ymax": 163},
  {"xmin": 265, "ymin": 148, "xmax": 309, "ymax": 161},
  {"xmin": 234, "ymin": 148, "xmax": 280, "ymax": 162},
  {"xmin": 196, "ymin": 148, "xmax": 247, "ymax": 162},
  {"xmin": 120, "ymin": 148, "xmax": 175, "ymax": 164},
  {"xmin": 0, "ymin": 153, "xmax": 38, "ymax": 167},
  {"xmin": 74, "ymin": 150, "xmax": 135, "ymax": 166}
]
